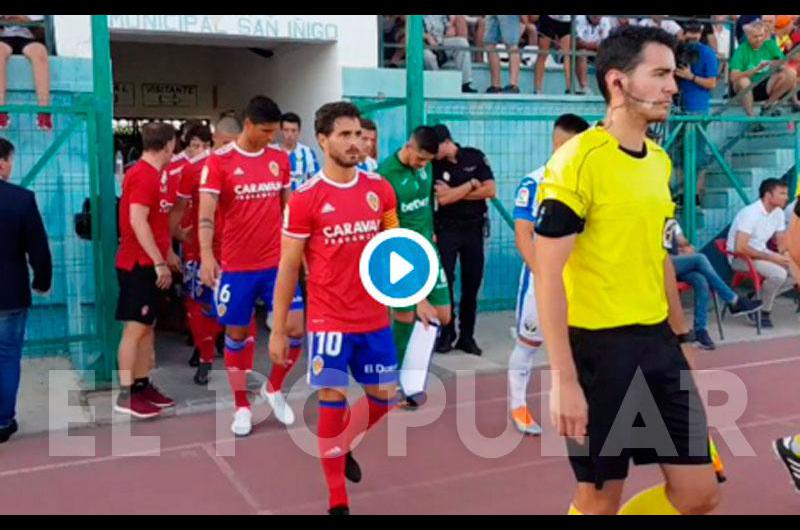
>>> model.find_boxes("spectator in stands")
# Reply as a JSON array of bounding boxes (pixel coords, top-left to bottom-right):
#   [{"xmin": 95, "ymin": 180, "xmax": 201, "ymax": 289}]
[
  {"xmin": 727, "ymin": 178, "xmax": 796, "ymax": 329},
  {"xmin": 671, "ymin": 222, "xmax": 762, "ymax": 350},
  {"xmin": 357, "ymin": 118, "xmax": 379, "ymax": 173},
  {"xmin": 535, "ymin": 15, "xmax": 574, "ymax": 95},
  {"xmin": 730, "ymin": 19, "xmax": 797, "ymax": 118},
  {"xmin": 0, "ymin": 15, "xmax": 51, "ymax": 131},
  {"xmin": 775, "ymin": 15, "xmax": 800, "ymax": 110},
  {"xmin": 274, "ymin": 112, "xmax": 320, "ymax": 191},
  {"xmin": 0, "ymin": 138, "xmax": 52, "ymax": 443},
  {"xmin": 485, "ymin": 15, "xmax": 522, "ymax": 94},
  {"xmin": 638, "ymin": 15, "xmax": 684, "ymax": 40},
  {"xmin": 762, "ymin": 15, "xmax": 778, "ymax": 42},
  {"xmin": 709, "ymin": 15, "xmax": 733, "ymax": 78},
  {"xmin": 383, "ymin": 15, "xmax": 406, "ymax": 68},
  {"xmin": 736, "ymin": 15, "xmax": 762, "ymax": 44},
  {"xmin": 575, "ymin": 15, "xmax": 604, "ymax": 95},
  {"xmin": 520, "ymin": 16, "xmax": 539, "ymax": 51},
  {"xmin": 464, "ymin": 16, "xmax": 486, "ymax": 63},
  {"xmin": 423, "ymin": 15, "xmax": 477, "ymax": 93},
  {"xmin": 677, "ymin": 20, "xmax": 720, "ymax": 113}
]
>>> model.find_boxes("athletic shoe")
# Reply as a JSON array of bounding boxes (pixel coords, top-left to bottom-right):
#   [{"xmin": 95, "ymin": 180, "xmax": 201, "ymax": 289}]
[
  {"xmin": 114, "ymin": 393, "xmax": 161, "ymax": 419},
  {"xmin": 486, "ymin": 86, "xmax": 503, "ymax": 94},
  {"xmin": 0, "ymin": 419, "xmax": 19, "ymax": 444},
  {"xmin": 728, "ymin": 297, "xmax": 763, "ymax": 317},
  {"xmin": 748, "ymin": 311, "xmax": 773, "ymax": 329},
  {"xmin": 36, "ymin": 113, "xmax": 53, "ymax": 132},
  {"xmin": 0, "ymin": 113, "xmax": 10, "ymax": 130},
  {"xmin": 502, "ymin": 85, "xmax": 521, "ymax": 94},
  {"xmin": 773, "ymin": 437, "xmax": 800, "ymax": 493},
  {"xmin": 511, "ymin": 406, "xmax": 542, "ymax": 437},
  {"xmin": 694, "ymin": 329, "xmax": 716, "ymax": 351},
  {"xmin": 188, "ymin": 347, "xmax": 200, "ymax": 367},
  {"xmin": 345, "ymin": 452, "xmax": 362, "ymax": 484},
  {"xmin": 139, "ymin": 384, "xmax": 175, "ymax": 409},
  {"xmin": 261, "ymin": 384, "xmax": 296, "ymax": 426},
  {"xmin": 328, "ymin": 505, "xmax": 350, "ymax": 515},
  {"xmin": 455, "ymin": 338, "xmax": 483, "ymax": 356},
  {"xmin": 193, "ymin": 362, "xmax": 212, "ymax": 386},
  {"xmin": 231, "ymin": 407, "xmax": 253, "ymax": 437}
]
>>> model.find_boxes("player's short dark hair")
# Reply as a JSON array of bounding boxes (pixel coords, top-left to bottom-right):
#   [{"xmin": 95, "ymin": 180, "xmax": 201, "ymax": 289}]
[
  {"xmin": 141, "ymin": 122, "xmax": 176, "ymax": 152},
  {"xmin": 360, "ymin": 118, "xmax": 377, "ymax": 132},
  {"xmin": 281, "ymin": 112, "xmax": 302, "ymax": 129},
  {"xmin": 554, "ymin": 114, "xmax": 590, "ymax": 135},
  {"xmin": 244, "ymin": 96, "xmax": 282, "ymax": 125},
  {"xmin": 315, "ymin": 101, "xmax": 362, "ymax": 137},
  {"xmin": 596, "ymin": 25, "xmax": 678, "ymax": 103},
  {"xmin": 760, "ymin": 178, "xmax": 788, "ymax": 198},
  {"xmin": 184, "ymin": 123, "xmax": 212, "ymax": 145},
  {"xmin": 432, "ymin": 124, "xmax": 452, "ymax": 144},
  {"xmin": 411, "ymin": 126, "xmax": 440, "ymax": 156},
  {"xmin": 0, "ymin": 138, "xmax": 14, "ymax": 161}
]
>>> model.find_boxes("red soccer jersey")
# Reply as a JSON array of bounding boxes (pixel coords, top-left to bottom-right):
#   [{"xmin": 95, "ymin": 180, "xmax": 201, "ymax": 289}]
[
  {"xmin": 283, "ymin": 171, "xmax": 398, "ymax": 333},
  {"xmin": 116, "ymin": 159, "xmax": 175, "ymax": 271},
  {"xmin": 199, "ymin": 142, "xmax": 291, "ymax": 272},
  {"xmin": 166, "ymin": 151, "xmax": 190, "ymax": 195}
]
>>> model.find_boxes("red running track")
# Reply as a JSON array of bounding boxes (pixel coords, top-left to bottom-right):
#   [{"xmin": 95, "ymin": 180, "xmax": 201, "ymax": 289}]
[{"xmin": 0, "ymin": 337, "xmax": 799, "ymax": 514}]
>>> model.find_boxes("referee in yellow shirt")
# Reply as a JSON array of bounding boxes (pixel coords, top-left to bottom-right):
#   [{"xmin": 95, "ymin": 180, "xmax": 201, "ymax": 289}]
[{"xmin": 533, "ymin": 25, "xmax": 720, "ymax": 515}]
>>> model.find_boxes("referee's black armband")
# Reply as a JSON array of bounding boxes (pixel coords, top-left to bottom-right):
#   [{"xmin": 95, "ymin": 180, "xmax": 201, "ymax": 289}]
[
  {"xmin": 534, "ymin": 199, "xmax": 585, "ymax": 238},
  {"xmin": 794, "ymin": 200, "xmax": 800, "ymax": 219}
]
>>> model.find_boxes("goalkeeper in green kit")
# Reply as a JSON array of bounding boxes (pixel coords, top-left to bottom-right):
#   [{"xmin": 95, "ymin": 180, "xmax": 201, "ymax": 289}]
[{"xmin": 377, "ymin": 126, "xmax": 452, "ymax": 409}]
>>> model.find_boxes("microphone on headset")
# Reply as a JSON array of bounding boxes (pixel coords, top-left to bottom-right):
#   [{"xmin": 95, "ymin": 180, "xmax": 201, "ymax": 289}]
[{"xmin": 614, "ymin": 80, "xmax": 669, "ymax": 107}]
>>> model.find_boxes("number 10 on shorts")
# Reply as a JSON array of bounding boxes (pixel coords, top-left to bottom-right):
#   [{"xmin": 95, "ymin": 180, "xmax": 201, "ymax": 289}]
[{"xmin": 312, "ymin": 332, "xmax": 343, "ymax": 357}]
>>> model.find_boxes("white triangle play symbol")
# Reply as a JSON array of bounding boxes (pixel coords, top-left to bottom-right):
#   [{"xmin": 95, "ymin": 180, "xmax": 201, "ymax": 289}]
[{"xmin": 390, "ymin": 252, "xmax": 414, "ymax": 285}]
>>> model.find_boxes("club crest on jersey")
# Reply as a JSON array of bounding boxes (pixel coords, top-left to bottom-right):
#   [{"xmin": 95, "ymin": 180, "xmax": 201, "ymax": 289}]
[
  {"xmin": 269, "ymin": 161, "xmax": 280, "ymax": 177},
  {"xmin": 217, "ymin": 304, "xmax": 227, "ymax": 318},
  {"xmin": 366, "ymin": 191, "xmax": 380, "ymax": 212},
  {"xmin": 312, "ymin": 355, "xmax": 325, "ymax": 376}
]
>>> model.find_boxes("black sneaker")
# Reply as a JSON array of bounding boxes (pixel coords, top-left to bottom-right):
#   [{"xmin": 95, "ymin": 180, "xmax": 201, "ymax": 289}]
[
  {"xmin": 462, "ymin": 83, "xmax": 478, "ymax": 93},
  {"xmin": 749, "ymin": 311, "xmax": 773, "ymax": 328},
  {"xmin": 502, "ymin": 85, "xmax": 521, "ymax": 94},
  {"xmin": 193, "ymin": 362, "xmax": 212, "ymax": 386},
  {"xmin": 455, "ymin": 338, "xmax": 483, "ymax": 356},
  {"xmin": 486, "ymin": 86, "xmax": 503, "ymax": 94},
  {"xmin": 0, "ymin": 419, "xmax": 19, "ymax": 444},
  {"xmin": 729, "ymin": 297, "xmax": 763, "ymax": 317},
  {"xmin": 434, "ymin": 331, "xmax": 455, "ymax": 354},
  {"xmin": 345, "ymin": 452, "xmax": 362, "ymax": 484},
  {"xmin": 188, "ymin": 348, "xmax": 200, "ymax": 368},
  {"xmin": 216, "ymin": 333, "xmax": 225, "ymax": 358},
  {"xmin": 329, "ymin": 505, "xmax": 350, "ymax": 515},
  {"xmin": 774, "ymin": 437, "xmax": 800, "ymax": 493},
  {"xmin": 694, "ymin": 329, "xmax": 716, "ymax": 351}
]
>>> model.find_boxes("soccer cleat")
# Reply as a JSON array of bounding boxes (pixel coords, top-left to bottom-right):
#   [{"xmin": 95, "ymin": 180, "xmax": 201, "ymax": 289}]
[
  {"xmin": 193, "ymin": 362, "xmax": 212, "ymax": 386},
  {"xmin": 773, "ymin": 437, "xmax": 800, "ymax": 493},
  {"xmin": 511, "ymin": 406, "xmax": 543, "ymax": 437},
  {"xmin": 231, "ymin": 407, "xmax": 253, "ymax": 437},
  {"xmin": 0, "ymin": 419, "xmax": 19, "ymax": 444},
  {"xmin": 188, "ymin": 347, "xmax": 200, "ymax": 367},
  {"xmin": 709, "ymin": 436, "xmax": 727, "ymax": 484},
  {"xmin": 328, "ymin": 505, "xmax": 350, "ymax": 515},
  {"xmin": 261, "ymin": 384, "xmax": 296, "ymax": 426},
  {"xmin": 345, "ymin": 452, "xmax": 362, "ymax": 484},
  {"xmin": 139, "ymin": 384, "xmax": 175, "ymax": 409}
]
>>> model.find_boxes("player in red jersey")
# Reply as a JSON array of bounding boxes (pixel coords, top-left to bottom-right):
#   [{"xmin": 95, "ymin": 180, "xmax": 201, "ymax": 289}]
[
  {"xmin": 198, "ymin": 96, "xmax": 305, "ymax": 437},
  {"xmin": 170, "ymin": 121, "xmax": 233, "ymax": 385},
  {"xmin": 270, "ymin": 102, "xmax": 401, "ymax": 516},
  {"xmin": 113, "ymin": 122, "xmax": 180, "ymax": 419}
]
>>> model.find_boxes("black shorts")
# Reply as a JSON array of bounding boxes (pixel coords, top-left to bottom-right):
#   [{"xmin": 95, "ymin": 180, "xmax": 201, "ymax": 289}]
[
  {"xmin": 0, "ymin": 36, "xmax": 41, "ymax": 55},
  {"xmin": 537, "ymin": 15, "xmax": 572, "ymax": 41},
  {"xmin": 116, "ymin": 265, "xmax": 162, "ymax": 325},
  {"xmin": 566, "ymin": 321, "xmax": 711, "ymax": 490},
  {"xmin": 752, "ymin": 78, "xmax": 770, "ymax": 102}
]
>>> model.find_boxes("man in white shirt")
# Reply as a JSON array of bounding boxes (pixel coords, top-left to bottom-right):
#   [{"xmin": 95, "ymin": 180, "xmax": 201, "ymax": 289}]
[
  {"xmin": 638, "ymin": 16, "xmax": 685, "ymax": 40},
  {"xmin": 575, "ymin": 15, "xmax": 606, "ymax": 94},
  {"xmin": 357, "ymin": 118, "xmax": 379, "ymax": 173},
  {"xmin": 727, "ymin": 178, "xmax": 796, "ymax": 327},
  {"xmin": 0, "ymin": 15, "xmax": 51, "ymax": 131}
]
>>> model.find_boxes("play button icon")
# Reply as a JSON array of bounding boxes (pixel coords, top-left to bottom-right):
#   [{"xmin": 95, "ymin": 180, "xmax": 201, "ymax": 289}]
[{"xmin": 360, "ymin": 229, "xmax": 440, "ymax": 308}]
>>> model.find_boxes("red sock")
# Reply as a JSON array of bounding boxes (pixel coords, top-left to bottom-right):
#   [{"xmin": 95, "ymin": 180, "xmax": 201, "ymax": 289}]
[
  {"xmin": 318, "ymin": 401, "xmax": 349, "ymax": 509},
  {"xmin": 197, "ymin": 314, "xmax": 222, "ymax": 364},
  {"xmin": 343, "ymin": 395, "xmax": 397, "ymax": 449},
  {"xmin": 224, "ymin": 333, "xmax": 255, "ymax": 410},
  {"xmin": 267, "ymin": 338, "xmax": 302, "ymax": 393}
]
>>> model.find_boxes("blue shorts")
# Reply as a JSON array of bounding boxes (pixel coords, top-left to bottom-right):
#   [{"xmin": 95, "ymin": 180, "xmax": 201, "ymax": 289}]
[
  {"xmin": 183, "ymin": 261, "xmax": 216, "ymax": 315},
  {"xmin": 485, "ymin": 15, "xmax": 522, "ymax": 47},
  {"xmin": 307, "ymin": 328, "xmax": 399, "ymax": 389},
  {"xmin": 214, "ymin": 268, "xmax": 304, "ymax": 327}
]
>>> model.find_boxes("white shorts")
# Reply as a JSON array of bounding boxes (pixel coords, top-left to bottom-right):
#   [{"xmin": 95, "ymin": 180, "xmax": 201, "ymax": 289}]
[{"xmin": 515, "ymin": 266, "xmax": 542, "ymax": 344}]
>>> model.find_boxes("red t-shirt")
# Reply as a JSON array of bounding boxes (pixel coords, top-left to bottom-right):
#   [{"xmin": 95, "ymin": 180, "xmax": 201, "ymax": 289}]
[
  {"xmin": 116, "ymin": 159, "xmax": 175, "ymax": 271},
  {"xmin": 283, "ymin": 171, "xmax": 398, "ymax": 333},
  {"xmin": 199, "ymin": 142, "xmax": 291, "ymax": 272}
]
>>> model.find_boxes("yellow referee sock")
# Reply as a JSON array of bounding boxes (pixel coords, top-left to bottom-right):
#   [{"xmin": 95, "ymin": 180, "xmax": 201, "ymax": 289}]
[
  {"xmin": 617, "ymin": 484, "xmax": 681, "ymax": 515},
  {"xmin": 568, "ymin": 504, "xmax": 584, "ymax": 515}
]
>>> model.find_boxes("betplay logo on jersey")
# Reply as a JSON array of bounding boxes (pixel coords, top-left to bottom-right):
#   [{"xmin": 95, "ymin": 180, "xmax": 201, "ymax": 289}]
[{"xmin": 401, "ymin": 196, "xmax": 430, "ymax": 214}]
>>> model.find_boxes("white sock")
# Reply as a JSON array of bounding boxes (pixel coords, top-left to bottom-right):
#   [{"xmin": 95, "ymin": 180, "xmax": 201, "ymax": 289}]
[{"xmin": 508, "ymin": 344, "xmax": 537, "ymax": 411}]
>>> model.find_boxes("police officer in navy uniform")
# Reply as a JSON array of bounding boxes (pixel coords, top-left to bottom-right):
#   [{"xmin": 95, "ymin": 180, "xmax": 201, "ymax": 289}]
[{"xmin": 431, "ymin": 125, "xmax": 497, "ymax": 355}]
